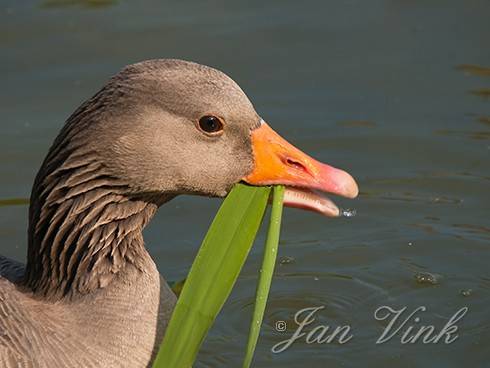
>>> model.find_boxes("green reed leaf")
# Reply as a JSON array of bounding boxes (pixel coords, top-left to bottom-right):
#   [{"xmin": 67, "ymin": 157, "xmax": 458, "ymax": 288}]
[
  {"xmin": 152, "ymin": 183, "xmax": 271, "ymax": 368},
  {"xmin": 243, "ymin": 185, "xmax": 284, "ymax": 368}
]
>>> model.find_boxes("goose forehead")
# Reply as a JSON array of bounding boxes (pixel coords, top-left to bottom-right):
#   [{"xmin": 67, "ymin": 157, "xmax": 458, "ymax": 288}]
[{"xmin": 114, "ymin": 62, "xmax": 257, "ymax": 120}]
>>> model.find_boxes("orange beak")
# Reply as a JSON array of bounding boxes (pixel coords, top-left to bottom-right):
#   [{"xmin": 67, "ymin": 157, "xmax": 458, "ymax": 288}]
[{"xmin": 243, "ymin": 121, "xmax": 359, "ymax": 217}]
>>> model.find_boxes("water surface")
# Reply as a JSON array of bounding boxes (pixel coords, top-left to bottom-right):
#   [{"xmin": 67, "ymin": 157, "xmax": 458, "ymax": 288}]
[{"xmin": 1, "ymin": 1, "xmax": 489, "ymax": 367}]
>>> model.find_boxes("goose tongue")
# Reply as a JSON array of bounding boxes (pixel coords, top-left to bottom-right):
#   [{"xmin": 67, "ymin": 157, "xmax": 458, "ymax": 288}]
[{"xmin": 243, "ymin": 121, "xmax": 358, "ymax": 217}]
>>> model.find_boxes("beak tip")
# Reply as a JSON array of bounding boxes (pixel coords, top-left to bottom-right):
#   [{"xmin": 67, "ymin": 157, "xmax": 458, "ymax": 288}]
[
  {"xmin": 345, "ymin": 175, "xmax": 359, "ymax": 199},
  {"xmin": 349, "ymin": 187, "xmax": 359, "ymax": 199},
  {"xmin": 320, "ymin": 166, "xmax": 359, "ymax": 199},
  {"xmin": 344, "ymin": 176, "xmax": 359, "ymax": 199}
]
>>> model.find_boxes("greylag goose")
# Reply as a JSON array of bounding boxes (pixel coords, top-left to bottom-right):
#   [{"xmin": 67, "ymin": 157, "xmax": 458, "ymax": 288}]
[{"xmin": 0, "ymin": 59, "xmax": 358, "ymax": 367}]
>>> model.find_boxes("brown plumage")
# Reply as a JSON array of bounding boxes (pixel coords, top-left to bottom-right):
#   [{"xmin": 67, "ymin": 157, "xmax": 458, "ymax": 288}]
[{"xmin": 0, "ymin": 59, "xmax": 262, "ymax": 367}]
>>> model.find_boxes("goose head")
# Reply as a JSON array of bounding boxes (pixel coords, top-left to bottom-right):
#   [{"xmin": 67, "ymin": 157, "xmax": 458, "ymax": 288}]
[
  {"xmin": 86, "ymin": 59, "xmax": 358, "ymax": 215},
  {"xmin": 26, "ymin": 59, "xmax": 358, "ymax": 296}
]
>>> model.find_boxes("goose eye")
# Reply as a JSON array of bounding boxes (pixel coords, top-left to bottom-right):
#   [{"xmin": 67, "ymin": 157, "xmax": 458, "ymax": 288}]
[{"xmin": 198, "ymin": 115, "xmax": 224, "ymax": 135}]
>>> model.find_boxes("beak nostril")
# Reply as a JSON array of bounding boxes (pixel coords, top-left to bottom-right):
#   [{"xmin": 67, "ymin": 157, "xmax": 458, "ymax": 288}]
[{"xmin": 285, "ymin": 157, "xmax": 308, "ymax": 173}]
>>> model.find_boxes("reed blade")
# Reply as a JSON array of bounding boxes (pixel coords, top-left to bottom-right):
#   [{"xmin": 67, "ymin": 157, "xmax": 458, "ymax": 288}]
[
  {"xmin": 152, "ymin": 184, "xmax": 271, "ymax": 368},
  {"xmin": 243, "ymin": 185, "xmax": 284, "ymax": 368}
]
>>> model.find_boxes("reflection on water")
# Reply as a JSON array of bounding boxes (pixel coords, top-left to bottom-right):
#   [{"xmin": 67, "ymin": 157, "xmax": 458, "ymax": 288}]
[
  {"xmin": 469, "ymin": 88, "xmax": 490, "ymax": 99},
  {"xmin": 414, "ymin": 271, "xmax": 443, "ymax": 286},
  {"xmin": 478, "ymin": 116, "xmax": 490, "ymax": 126},
  {"xmin": 460, "ymin": 288, "xmax": 473, "ymax": 297},
  {"xmin": 438, "ymin": 65, "xmax": 490, "ymax": 139},
  {"xmin": 0, "ymin": 198, "xmax": 29, "ymax": 207},
  {"xmin": 1, "ymin": 0, "xmax": 490, "ymax": 367},
  {"xmin": 41, "ymin": 0, "xmax": 117, "ymax": 9},
  {"xmin": 435, "ymin": 129, "xmax": 490, "ymax": 140},
  {"xmin": 336, "ymin": 120, "xmax": 377, "ymax": 128},
  {"xmin": 456, "ymin": 64, "xmax": 490, "ymax": 77}
]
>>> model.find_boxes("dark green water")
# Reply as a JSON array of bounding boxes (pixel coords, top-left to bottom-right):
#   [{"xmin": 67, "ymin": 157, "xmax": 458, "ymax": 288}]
[{"xmin": 1, "ymin": 1, "xmax": 489, "ymax": 367}]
